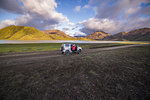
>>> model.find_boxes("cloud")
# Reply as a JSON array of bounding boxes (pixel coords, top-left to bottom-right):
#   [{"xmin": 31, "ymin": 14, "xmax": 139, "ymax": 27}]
[
  {"xmin": 59, "ymin": 23, "xmax": 86, "ymax": 37},
  {"xmin": 74, "ymin": 32, "xmax": 86, "ymax": 36},
  {"xmin": 62, "ymin": 27, "xmax": 71, "ymax": 31},
  {"xmin": 94, "ymin": 0, "xmax": 150, "ymax": 19},
  {"xmin": 73, "ymin": 6, "xmax": 81, "ymax": 12},
  {"xmin": 0, "ymin": 19, "xmax": 15, "ymax": 29},
  {"xmin": 0, "ymin": 0, "xmax": 24, "ymax": 14},
  {"xmin": 64, "ymin": 29, "xmax": 86, "ymax": 37},
  {"xmin": 79, "ymin": 0, "xmax": 150, "ymax": 35},
  {"xmin": 122, "ymin": 17, "xmax": 150, "ymax": 32},
  {"xmin": 80, "ymin": 17, "xmax": 150, "ymax": 35},
  {"xmin": 72, "ymin": 26, "xmax": 78, "ymax": 30},
  {"xmin": 79, "ymin": 18, "xmax": 122, "ymax": 34},
  {"xmin": 123, "ymin": 7, "xmax": 141, "ymax": 19},
  {"xmin": 142, "ymin": 6, "xmax": 150, "ymax": 15},
  {"xmin": 68, "ymin": 22, "xmax": 75, "ymax": 26},
  {"xmin": 0, "ymin": 0, "xmax": 68, "ymax": 30},
  {"xmin": 83, "ymin": 5, "xmax": 91, "ymax": 9}
]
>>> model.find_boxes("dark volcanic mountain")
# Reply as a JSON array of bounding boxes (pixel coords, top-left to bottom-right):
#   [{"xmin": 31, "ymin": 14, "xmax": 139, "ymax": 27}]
[
  {"xmin": 86, "ymin": 31, "xmax": 110, "ymax": 40},
  {"xmin": 104, "ymin": 32, "xmax": 128, "ymax": 41},
  {"xmin": 104, "ymin": 28, "xmax": 150, "ymax": 41},
  {"xmin": 42, "ymin": 30, "xmax": 74, "ymax": 40}
]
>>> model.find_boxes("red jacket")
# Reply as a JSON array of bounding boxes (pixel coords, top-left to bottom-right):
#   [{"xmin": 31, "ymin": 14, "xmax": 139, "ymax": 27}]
[{"xmin": 72, "ymin": 45, "xmax": 75, "ymax": 50}]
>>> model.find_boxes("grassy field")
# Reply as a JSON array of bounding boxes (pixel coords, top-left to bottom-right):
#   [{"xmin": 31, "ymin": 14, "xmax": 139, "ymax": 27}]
[
  {"xmin": 1, "ymin": 41, "xmax": 150, "ymax": 53},
  {"xmin": 79, "ymin": 43, "xmax": 129, "ymax": 49},
  {"xmin": 0, "ymin": 43, "xmax": 133, "ymax": 53},
  {"xmin": 0, "ymin": 43, "xmax": 62, "ymax": 53},
  {"xmin": 0, "ymin": 45, "xmax": 150, "ymax": 100}
]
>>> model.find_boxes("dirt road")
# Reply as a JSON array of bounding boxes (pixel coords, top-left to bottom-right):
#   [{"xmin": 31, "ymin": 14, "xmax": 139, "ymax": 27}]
[{"xmin": 0, "ymin": 44, "xmax": 145, "ymax": 67}]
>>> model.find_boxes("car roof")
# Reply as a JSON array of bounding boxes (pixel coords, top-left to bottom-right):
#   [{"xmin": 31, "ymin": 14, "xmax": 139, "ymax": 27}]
[{"xmin": 63, "ymin": 42, "xmax": 73, "ymax": 44}]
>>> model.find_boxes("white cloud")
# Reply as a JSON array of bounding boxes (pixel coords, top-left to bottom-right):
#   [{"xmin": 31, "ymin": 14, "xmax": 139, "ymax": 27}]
[
  {"xmin": 62, "ymin": 26, "xmax": 71, "ymax": 31},
  {"xmin": 57, "ymin": 22, "xmax": 86, "ymax": 37},
  {"xmin": 68, "ymin": 22, "xmax": 75, "ymax": 26},
  {"xmin": 0, "ymin": 19, "xmax": 15, "ymax": 29},
  {"xmin": 62, "ymin": 29, "xmax": 74, "ymax": 37},
  {"xmin": 21, "ymin": 0, "xmax": 68, "ymax": 22},
  {"xmin": 74, "ymin": 31, "xmax": 86, "ymax": 36},
  {"xmin": 64, "ymin": 29, "xmax": 86, "ymax": 37},
  {"xmin": 83, "ymin": 5, "xmax": 90, "ymax": 9},
  {"xmin": 73, "ymin": 6, "xmax": 81, "ymax": 12},
  {"xmin": 80, "ymin": 18, "xmax": 122, "ymax": 34},
  {"xmin": 77, "ymin": 20, "xmax": 87, "ymax": 25},
  {"xmin": 80, "ymin": 17, "xmax": 150, "ymax": 35},
  {"xmin": 0, "ymin": 0, "xmax": 69, "ymax": 30},
  {"xmin": 15, "ymin": 14, "xmax": 32, "ymax": 26}
]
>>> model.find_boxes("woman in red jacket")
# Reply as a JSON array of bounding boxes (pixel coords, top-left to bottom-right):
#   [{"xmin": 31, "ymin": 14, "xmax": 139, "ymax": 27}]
[{"xmin": 72, "ymin": 44, "xmax": 76, "ymax": 51}]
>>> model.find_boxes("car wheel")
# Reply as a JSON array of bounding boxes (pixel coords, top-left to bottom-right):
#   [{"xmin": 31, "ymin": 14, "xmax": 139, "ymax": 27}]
[
  {"xmin": 65, "ymin": 50, "xmax": 70, "ymax": 55},
  {"xmin": 77, "ymin": 49, "xmax": 81, "ymax": 54}
]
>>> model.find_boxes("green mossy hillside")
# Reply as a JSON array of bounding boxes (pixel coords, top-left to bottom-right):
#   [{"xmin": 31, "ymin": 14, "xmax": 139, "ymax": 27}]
[{"xmin": 0, "ymin": 25, "xmax": 51, "ymax": 40}]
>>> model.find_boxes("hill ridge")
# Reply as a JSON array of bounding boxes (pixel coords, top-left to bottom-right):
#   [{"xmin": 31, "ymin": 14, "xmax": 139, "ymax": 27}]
[
  {"xmin": 0, "ymin": 25, "xmax": 91, "ymax": 40},
  {"xmin": 0, "ymin": 25, "xmax": 51, "ymax": 40},
  {"xmin": 104, "ymin": 28, "xmax": 150, "ymax": 41},
  {"xmin": 87, "ymin": 31, "xmax": 109, "ymax": 40},
  {"xmin": 0, "ymin": 25, "xmax": 149, "ymax": 41}
]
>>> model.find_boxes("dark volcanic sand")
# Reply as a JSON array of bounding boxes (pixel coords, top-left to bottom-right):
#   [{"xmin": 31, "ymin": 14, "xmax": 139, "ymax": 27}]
[{"xmin": 0, "ymin": 44, "xmax": 150, "ymax": 100}]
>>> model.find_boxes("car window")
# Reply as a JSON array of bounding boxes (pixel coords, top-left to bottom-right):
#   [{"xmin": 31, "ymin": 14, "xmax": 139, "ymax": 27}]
[{"xmin": 64, "ymin": 44, "xmax": 70, "ymax": 47}]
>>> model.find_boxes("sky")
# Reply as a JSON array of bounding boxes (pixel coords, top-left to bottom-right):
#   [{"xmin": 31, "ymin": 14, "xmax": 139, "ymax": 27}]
[{"xmin": 0, "ymin": 0, "xmax": 150, "ymax": 36}]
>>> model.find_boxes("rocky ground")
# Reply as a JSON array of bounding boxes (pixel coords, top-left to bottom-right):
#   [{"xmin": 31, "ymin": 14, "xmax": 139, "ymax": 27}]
[{"xmin": 0, "ymin": 44, "xmax": 150, "ymax": 100}]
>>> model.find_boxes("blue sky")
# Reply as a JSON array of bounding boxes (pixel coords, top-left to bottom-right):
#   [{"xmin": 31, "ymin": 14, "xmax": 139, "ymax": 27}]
[
  {"xmin": 0, "ymin": 11, "xmax": 18, "ymax": 22},
  {"xmin": 55, "ymin": 0, "xmax": 94, "ymax": 23},
  {"xmin": 0, "ymin": 0, "xmax": 150, "ymax": 36}
]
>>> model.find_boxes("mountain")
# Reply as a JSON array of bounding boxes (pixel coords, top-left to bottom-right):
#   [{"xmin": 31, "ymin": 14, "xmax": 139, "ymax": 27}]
[
  {"xmin": 0, "ymin": 25, "xmax": 51, "ymax": 40},
  {"xmin": 1, "ymin": 26, "xmax": 149, "ymax": 41},
  {"xmin": 104, "ymin": 32, "xmax": 128, "ymax": 41},
  {"xmin": 104, "ymin": 28, "xmax": 150, "ymax": 41},
  {"xmin": 125, "ymin": 28, "xmax": 150, "ymax": 41},
  {"xmin": 86, "ymin": 31, "xmax": 110, "ymax": 40},
  {"xmin": 42, "ymin": 30, "xmax": 75, "ymax": 40},
  {"xmin": 42, "ymin": 30, "xmax": 91, "ymax": 40},
  {"xmin": 0, "ymin": 25, "xmax": 91, "ymax": 40}
]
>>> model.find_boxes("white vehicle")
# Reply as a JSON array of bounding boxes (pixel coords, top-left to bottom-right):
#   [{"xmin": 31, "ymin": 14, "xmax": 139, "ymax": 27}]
[{"xmin": 60, "ymin": 43, "xmax": 82, "ymax": 55}]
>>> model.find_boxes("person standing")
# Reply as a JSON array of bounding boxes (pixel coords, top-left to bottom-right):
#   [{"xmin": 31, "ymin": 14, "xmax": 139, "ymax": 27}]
[{"xmin": 72, "ymin": 44, "xmax": 76, "ymax": 51}]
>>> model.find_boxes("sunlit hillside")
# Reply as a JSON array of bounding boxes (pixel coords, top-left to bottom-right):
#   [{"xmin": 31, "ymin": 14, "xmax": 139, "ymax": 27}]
[
  {"xmin": 42, "ymin": 30, "xmax": 75, "ymax": 40},
  {"xmin": 0, "ymin": 25, "xmax": 51, "ymax": 40}
]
